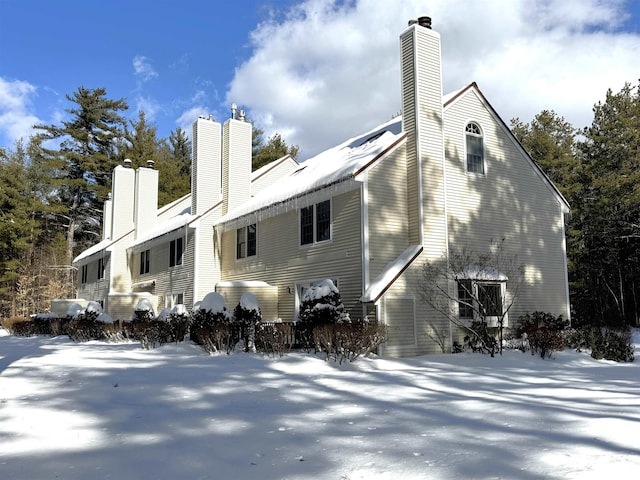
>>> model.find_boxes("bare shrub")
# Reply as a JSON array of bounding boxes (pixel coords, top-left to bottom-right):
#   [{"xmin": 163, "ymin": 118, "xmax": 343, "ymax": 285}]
[
  {"xmin": 255, "ymin": 322, "xmax": 294, "ymax": 357},
  {"xmin": 2, "ymin": 316, "xmax": 33, "ymax": 335},
  {"xmin": 313, "ymin": 320, "xmax": 388, "ymax": 364}
]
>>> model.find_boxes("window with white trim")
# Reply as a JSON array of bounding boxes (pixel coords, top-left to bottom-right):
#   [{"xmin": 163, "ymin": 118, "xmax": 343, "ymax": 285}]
[
  {"xmin": 140, "ymin": 249, "xmax": 150, "ymax": 274},
  {"xmin": 465, "ymin": 122, "xmax": 484, "ymax": 175},
  {"xmin": 457, "ymin": 280, "xmax": 505, "ymax": 320},
  {"xmin": 169, "ymin": 238, "xmax": 183, "ymax": 267},
  {"xmin": 236, "ymin": 224, "xmax": 257, "ymax": 259},
  {"xmin": 165, "ymin": 292, "xmax": 184, "ymax": 308},
  {"xmin": 300, "ymin": 199, "xmax": 331, "ymax": 245}
]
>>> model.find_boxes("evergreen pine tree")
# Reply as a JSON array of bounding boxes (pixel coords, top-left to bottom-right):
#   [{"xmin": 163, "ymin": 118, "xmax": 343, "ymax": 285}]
[
  {"xmin": 252, "ymin": 128, "xmax": 299, "ymax": 171},
  {"xmin": 34, "ymin": 87, "xmax": 128, "ymax": 266}
]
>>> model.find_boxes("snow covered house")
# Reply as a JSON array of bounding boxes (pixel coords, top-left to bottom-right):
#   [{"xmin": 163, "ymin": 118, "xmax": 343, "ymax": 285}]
[{"xmin": 70, "ymin": 16, "xmax": 570, "ymax": 356}]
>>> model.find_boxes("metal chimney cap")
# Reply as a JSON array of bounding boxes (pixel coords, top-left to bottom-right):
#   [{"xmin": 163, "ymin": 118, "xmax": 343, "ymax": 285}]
[
  {"xmin": 123, "ymin": 158, "xmax": 132, "ymax": 168},
  {"xmin": 418, "ymin": 16, "xmax": 432, "ymax": 29},
  {"xmin": 146, "ymin": 160, "xmax": 155, "ymax": 169}
]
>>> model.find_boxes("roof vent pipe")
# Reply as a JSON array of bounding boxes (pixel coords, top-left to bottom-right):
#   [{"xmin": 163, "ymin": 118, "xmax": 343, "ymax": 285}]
[
  {"xmin": 123, "ymin": 158, "xmax": 132, "ymax": 168},
  {"xmin": 208, "ymin": 114, "xmax": 214, "ymax": 121},
  {"xmin": 408, "ymin": 19, "xmax": 418, "ymax": 26},
  {"xmin": 146, "ymin": 160, "xmax": 155, "ymax": 169},
  {"xmin": 418, "ymin": 16, "xmax": 432, "ymax": 29},
  {"xmin": 238, "ymin": 109, "xmax": 246, "ymax": 121},
  {"xmin": 231, "ymin": 103, "xmax": 237, "ymax": 120}
]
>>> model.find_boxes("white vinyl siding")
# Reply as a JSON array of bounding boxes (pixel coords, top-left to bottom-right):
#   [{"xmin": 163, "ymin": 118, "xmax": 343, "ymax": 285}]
[
  {"xmin": 367, "ymin": 144, "xmax": 410, "ymax": 281},
  {"xmin": 219, "ymin": 189, "xmax": 363, "ymax": 322},
  {"xmin": 383, "ymin": 296, "xmax": 417, "ymax": 351},
  {"xmin": 444, "ymin": 88, "xmax": 570, "ymax": 323}
]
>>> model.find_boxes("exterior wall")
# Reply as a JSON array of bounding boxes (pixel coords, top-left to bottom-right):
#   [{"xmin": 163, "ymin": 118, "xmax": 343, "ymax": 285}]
[
  {"xmin": 443, "ymin": 89, "xmax": 570, "ymax": 323},
  {"xmin": 366, "ymin": 143, "xmax": 410, "ymax": 282},
  {"xmin": 109, "ymin": 232, "xmax": 134, "ymax": 294},
  {"xmin": 108, "ymin": 292, "xmax": 157, "ymax": 322},
  {"xmin": 378, "ymin": 256, "xmax": 453, "ymax": 357},
  {"xmin": 51, "ymin": 299, "xmax": 89, "ymax": 317},
  {"xmin": 76, "ymin": 255, "xmax": 110, "ymax": 306},
  {"xmin": 215, "ymin": 284, "xmax": 278, "ymax": 321},
  {"xmin": 157, "ymin": 194, "xmax": 190, "ymax": 222},
  {"xmin": 130, "ymin": 230, "xmax": 195, "ymax": 310},
  {"xmin": 219, "ymin": 188, "xmax": 365, "ymax": 322},
  {"xmin": 193, "ymin": 210, "xmax": 222, "ymax": 303}
]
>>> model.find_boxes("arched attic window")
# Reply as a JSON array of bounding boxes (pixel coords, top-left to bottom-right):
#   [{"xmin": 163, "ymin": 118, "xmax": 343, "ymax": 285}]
[{"xmin": 465, "ymin": 122, "xmax": 484, "ymax": 175}]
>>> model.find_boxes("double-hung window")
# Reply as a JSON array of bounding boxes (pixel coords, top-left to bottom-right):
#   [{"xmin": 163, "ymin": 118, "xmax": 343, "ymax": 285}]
[
  {"xmin": 465, "ymin": 122, "xmax": 484, "ymax": 175},
  {"xmin": 169, "ymin": 238, "xmax": 183, "ymax": 267},
  {"xmin": 236, "ymin": 224, "xmax": 257, "ymax": 259},
  {"xmin": 300, "ymin": 199, "xmax": 331, "ymax": 245},
  {"xmin": 477, "ymin": 283, "xmax": 502, "ymax": 317},
  {"xmin": 456, "ymin": 279, "xmax": 505, "ymax": 323},
  {"xmin": 457, "ymin": 280, "xmax": 474, "ymax": 319},
  {"xmin": 140, "ymin": 249, "xmax": 150, "ymax": 275}
]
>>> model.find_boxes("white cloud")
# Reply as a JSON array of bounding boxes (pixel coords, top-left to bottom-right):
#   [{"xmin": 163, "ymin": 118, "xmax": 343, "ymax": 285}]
[
  {"xmin": 133, "ymin": 55, "xmax": 158, "ymax": 82},
  {"xmin": 176, "ymin": 106, "xmax": 209, "ymax": 138},
  {"xmin": 226, "ymin": 0, "xmax": 640, "ymax": 158},
  {"xmin": 134, "ymin": 96, "xmax": 161, "ymax": 122},
  {"xmin": 0, "ymin": 77, "xmax": 42, "ymax": 144}
]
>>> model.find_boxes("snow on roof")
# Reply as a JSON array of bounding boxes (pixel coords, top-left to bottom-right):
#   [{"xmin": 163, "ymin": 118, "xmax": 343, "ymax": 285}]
[
  {"xmin": 457, "ymin": 265, "xmax": 508, "ymax": 281},
  {"xmin": 216, "ymin": 280, "xmax": 273, "ymax": 288},
  {"xmin": 360, "ymin": 245, "xmax": 423, "ymax": 303},
  {"xmin": 129, "ymin": 212, "xmax": 194, "ymax": 250},
  {"xmin": 73, "ymin": 237, "xmax": 114, "ymax": 263},
  {"xmin": 216, "ymin": 117, "xmax": 405, "ymax": 228}
]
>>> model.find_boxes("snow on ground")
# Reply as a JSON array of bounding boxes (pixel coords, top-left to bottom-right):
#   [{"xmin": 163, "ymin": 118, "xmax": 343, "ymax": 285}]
[{"xmin": 1, "ymin": 329, "xmax": 639, "ymax": 479}]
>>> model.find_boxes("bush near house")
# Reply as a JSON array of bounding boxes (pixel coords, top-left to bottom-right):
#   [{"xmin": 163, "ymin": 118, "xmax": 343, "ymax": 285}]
[
  {"xmin": 517, "ymin": 311, "xmax": 569, "ymax": 359},
  {"xmin": 566, "ymin": 326, "xmax": 635, "ymax": 362},
  {"xmin": 190, "ymin": 293, "xmax": 234, "ymax": 354},
  {"xmin": 298, "ymin": 279, "xmax": 350, "ymax": 352},
  {"xmin": 233, "ymin": 293, "xmax": 262, "ymax": 352}
]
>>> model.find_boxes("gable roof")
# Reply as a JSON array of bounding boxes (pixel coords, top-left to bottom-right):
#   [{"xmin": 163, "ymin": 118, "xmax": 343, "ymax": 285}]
[
  {"xmin": 216, "ymin": 117, "xmax": 406, "ymax": 230},
  {"xmin": 444, "ymin": 82, "xmax": 570, "ymax": 213}
]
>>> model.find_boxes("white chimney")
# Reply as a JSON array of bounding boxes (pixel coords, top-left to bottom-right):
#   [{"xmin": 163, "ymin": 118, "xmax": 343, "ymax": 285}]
[
  {"xmin": 133, "ymin": 163, "xmax": 158, "ymax": 240},
  {"xmin": 400, "ymin": 16, "xmax": 446, "ymax": 250},
  {"xmin": 222, "ymin": 110, "xmax": 252, "ymax": 215},
  {"xmin": 102, "ymin": 194, "xmax": 112, "ymax": 240},
  {"xmin": 110, "ymin": 162, "xmax": 135, "ymax": 239},
  {"xmin": 192, "ymin": 116, "xmax": 222, "ymax": 215}
]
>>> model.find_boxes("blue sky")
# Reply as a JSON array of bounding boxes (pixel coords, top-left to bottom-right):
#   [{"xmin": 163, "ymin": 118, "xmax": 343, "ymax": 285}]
[{"xmin": 1, "ymin": 0, "xmax": 639, "ymax": 159}]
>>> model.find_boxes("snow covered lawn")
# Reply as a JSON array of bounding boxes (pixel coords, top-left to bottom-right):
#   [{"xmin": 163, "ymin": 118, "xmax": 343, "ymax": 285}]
[{"xmin": 1, "ymin": 329, "xmax": 639, "ymax": 479}]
